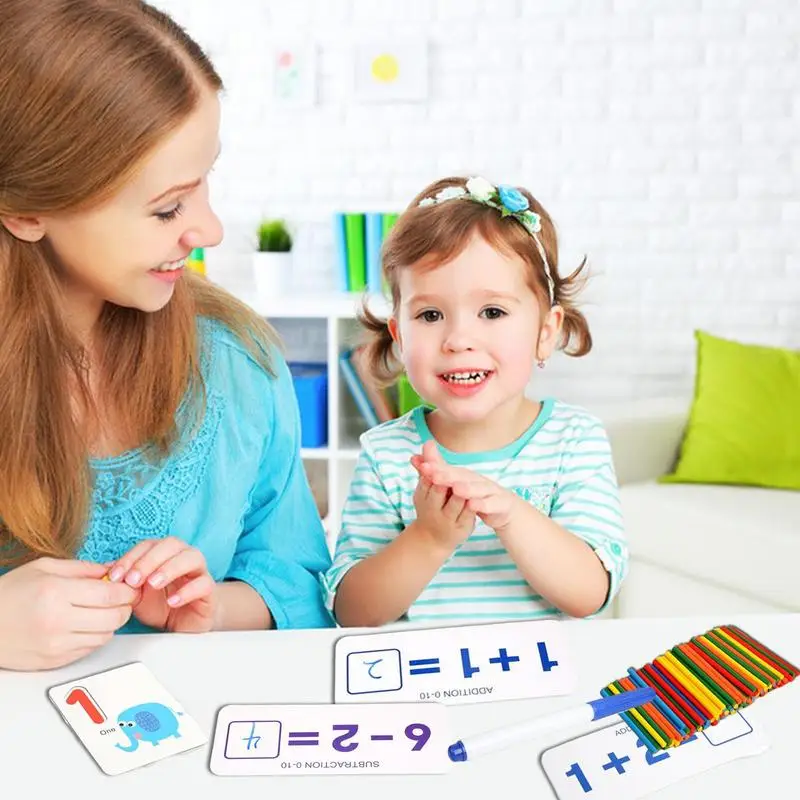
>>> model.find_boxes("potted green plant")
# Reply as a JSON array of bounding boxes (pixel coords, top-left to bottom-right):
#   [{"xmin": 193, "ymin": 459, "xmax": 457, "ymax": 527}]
[{"xmin": 253, "ymin": 218, "xmax": 293, "ymax": 299}]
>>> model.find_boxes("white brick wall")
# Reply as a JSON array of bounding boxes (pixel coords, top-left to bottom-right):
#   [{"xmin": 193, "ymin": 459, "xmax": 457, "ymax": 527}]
[{"xmin": 154, "ymin": 0, "xmax": 799, "ymax": 407}]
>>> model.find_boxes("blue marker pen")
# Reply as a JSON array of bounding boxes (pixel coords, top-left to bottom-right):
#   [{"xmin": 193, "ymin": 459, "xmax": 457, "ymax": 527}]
[{"xmin": 447, "ymin": 686, "xmax": 656, "ymax": 762}]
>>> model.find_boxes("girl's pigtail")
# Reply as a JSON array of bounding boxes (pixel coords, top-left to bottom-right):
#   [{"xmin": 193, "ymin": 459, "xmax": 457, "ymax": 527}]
[
  {"xmin": 357, "ymin": 300, "xmax": 403, "ymax": 388},
  {"xmin": 554, "ymin": 256, "xmax": 592, "ymax": 357}
]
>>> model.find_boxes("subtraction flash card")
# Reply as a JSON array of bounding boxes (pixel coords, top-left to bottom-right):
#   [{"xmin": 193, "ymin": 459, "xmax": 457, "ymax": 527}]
[
  {"xmin": 48, "ymin": 662, "xmax": 207, "ymax": 776},
  {"xmin": 334, "ymin": 619, "xmax": 577, "ymax": 705},
  {"xmin": 209, "ymin": 702, "xmax": 450, "ymax": 776},
  {"xmin": 541, "ymin": 710, "xmax": 769, "ymax": 800}
]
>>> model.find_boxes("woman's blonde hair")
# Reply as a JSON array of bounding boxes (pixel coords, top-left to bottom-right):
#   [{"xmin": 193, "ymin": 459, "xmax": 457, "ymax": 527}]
[
  {"xmin": 0, "ymin": 0, "xmax": 279, "ymax": 567},
  {"xmin": 359, "ymin": 176, "xmax": 592, "ymax": 386}
]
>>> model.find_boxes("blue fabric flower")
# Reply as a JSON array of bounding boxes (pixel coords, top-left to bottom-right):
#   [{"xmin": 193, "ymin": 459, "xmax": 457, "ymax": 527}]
[{"xmin": 497, "ymin": 185, "xmax": 529, "ymax": 213}]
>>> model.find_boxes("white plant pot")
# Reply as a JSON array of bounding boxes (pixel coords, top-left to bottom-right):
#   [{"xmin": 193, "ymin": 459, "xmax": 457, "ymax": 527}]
[{"xmin": 253, "ymin": 251, "xmax": 292, "ymax": 300}]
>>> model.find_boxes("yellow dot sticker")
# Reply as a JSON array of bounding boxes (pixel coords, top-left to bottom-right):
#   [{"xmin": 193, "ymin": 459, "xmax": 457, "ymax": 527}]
[{"xmin": 371, "ymin": 53, "xmax": 400, "ymax": 83}]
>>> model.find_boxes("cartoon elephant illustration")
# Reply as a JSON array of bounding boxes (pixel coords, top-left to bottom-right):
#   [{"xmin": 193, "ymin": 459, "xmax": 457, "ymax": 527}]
[{"xmin": 115, "ymin": 702, "xmax": 183, "ymax": 752}]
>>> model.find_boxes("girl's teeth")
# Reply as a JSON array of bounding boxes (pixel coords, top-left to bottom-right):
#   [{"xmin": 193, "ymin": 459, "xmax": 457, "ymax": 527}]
[
  {"xmin": 153, "ymin": 258, "xmax": 187, "ymax": 272},
  {"xmin": 444, "ymin": 371, "xmax": 489, "ymax": 384}
]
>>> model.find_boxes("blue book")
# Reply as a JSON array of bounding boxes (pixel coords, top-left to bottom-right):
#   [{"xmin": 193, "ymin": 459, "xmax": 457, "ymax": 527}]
[
  {"xmin": 339, "ymin": 350, "xmax": 378, "ymax": 427},
  {"xmin": 333, "ymin": 212, "xmax": 349, "ymax": 291},
  {"xmin": 365, "ymin": 212, "xmax": 384, "ymax": 294}
]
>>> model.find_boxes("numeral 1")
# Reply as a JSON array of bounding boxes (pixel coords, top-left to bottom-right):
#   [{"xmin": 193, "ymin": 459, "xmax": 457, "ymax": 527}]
[
  {"xmin": 65, "ymin": 687, "xmax": 105, "ymax": 724},
  {"xmin": 537, "ymin": 641, "xmax": 559, "ymax": 671},
  {"xmin": 565, "ymin": 761, "xmax": 592, "ymax": 792}
]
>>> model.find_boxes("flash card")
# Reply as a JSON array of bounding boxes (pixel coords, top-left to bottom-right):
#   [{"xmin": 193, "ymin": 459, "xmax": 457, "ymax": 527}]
[
  {"xmin": 48, "ymin": 662, "xmax": 207, "ymax": 776},
  {"xmin": 209, "ymin": 702, "xmax": 450, "ymax": 776},
  {"xmin": 541, "ymin": 711, "xmax": 769, "ymax": 800},
  {"xmin": 334, "ymin": 619, "xmax": 577, "ymax": 705}
]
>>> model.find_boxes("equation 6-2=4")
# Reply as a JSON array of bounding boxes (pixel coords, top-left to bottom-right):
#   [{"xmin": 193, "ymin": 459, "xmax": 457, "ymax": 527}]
[{"xmin": 224, "ymin": 720, "xmax": 432, "ymax": 760}]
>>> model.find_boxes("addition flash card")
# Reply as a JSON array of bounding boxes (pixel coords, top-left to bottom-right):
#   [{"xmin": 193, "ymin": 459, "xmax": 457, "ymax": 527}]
[
  {"xmin": 48, "ymin": 662, "xmax": 207, "ymax": 776},
  {"xmin": 209, "ymin": 702, "xmax": 450, "ymax": 776},
  {"xmin": 540, "ymin": 710, "xmax": 769, "ymax": 800},
  {"xmin": 334, "ymin": 619, "xmax": 577, "ymax": 705}
]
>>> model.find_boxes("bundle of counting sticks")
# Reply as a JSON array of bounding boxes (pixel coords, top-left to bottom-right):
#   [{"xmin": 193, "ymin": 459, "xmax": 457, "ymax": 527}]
[{"xmin": 601, "ymin": 624, "xmax": 798, "ymax": 753}]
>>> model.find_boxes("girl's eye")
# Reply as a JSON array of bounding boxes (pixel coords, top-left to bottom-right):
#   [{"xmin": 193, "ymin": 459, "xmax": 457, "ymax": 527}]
[
  {"xmin": 417, "ymin": 309, "xmax": 442, "ymax": 323},
  {"xmin": 480, "ymin": 306, "xmax": 507, "ymax": 320},
  {"xmin": 155, "ymin": 202, "xmax": 184, "ymax": 223}
]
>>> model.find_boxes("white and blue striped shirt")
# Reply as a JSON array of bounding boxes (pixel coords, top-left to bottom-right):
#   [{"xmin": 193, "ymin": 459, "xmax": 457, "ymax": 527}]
[{"xmin": 323, "ymin": 399, "xmax": 628, "ymax": 623}]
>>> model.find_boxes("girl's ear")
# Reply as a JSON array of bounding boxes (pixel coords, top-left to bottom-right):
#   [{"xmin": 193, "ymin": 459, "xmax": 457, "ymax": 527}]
[
  {"xmin": 0, "ymin": 215, "xmax": 46, "ymax": 242},
  {"xmin": 387, "ymin": 317, "xmax": 402, "ymax": 348},
  {"xmin": 536, "ymin": 304, "xmax": 565, "ymax": 361}
]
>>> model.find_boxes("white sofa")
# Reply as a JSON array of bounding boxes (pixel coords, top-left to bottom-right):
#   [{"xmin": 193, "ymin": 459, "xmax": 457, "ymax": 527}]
[{"xmin": 600, "ymin": 398, "xmax": 800, "ymax": 619}]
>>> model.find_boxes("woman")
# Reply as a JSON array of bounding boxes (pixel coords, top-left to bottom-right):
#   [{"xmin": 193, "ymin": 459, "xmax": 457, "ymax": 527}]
[{"xmin": 0, "ymin": 0, "xmax": 334, "ymax": 672}]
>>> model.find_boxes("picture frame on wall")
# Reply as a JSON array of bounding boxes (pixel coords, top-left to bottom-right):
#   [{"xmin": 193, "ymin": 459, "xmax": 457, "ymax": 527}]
[
  {"xmin": 353, "ymin": 38, "xmax": 428, "ymax": 104},
  {"xmin": 271, "ymin": 43, "xmax": 318, "ymax": 108}
]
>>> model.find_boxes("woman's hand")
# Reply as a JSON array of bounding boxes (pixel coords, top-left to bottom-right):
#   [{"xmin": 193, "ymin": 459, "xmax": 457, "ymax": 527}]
[
  {"xmin": 107, "ymin": 537, "xmax": 218, "ymax": 633},
  {"xmin": 0, "ymin": 557, "xmax": 137, "ymax": 671}
]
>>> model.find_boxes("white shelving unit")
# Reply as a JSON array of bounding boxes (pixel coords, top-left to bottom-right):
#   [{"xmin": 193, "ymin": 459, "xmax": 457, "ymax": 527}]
[{"xmin": 226, "ymin": 284, "xmax": 391, "ymax": 549}]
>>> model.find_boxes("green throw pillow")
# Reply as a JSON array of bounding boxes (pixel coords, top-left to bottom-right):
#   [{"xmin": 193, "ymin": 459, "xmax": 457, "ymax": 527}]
[{"xmin": 661, "ymin": 330, "xmax": 800, "ymax": 490}]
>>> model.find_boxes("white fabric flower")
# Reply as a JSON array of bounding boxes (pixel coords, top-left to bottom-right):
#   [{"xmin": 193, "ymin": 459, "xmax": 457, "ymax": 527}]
[
  {"xmin": 520, "ymin": 210, "xmax": 542, "ymax": 233},
  {"xmin": 465, "ymin": 176, "xmax": 496, "ymax": 202},
  {"xmin": 418, "ymin": 197, "xmax": 436, "ymax": 207},
  {"xmin": 435, "ymin": 186, "xmax": 467, "ymax": 202}
]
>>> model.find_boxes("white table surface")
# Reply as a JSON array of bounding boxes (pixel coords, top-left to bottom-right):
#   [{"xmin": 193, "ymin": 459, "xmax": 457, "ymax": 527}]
[{"xmin": 2, "ymin": 613, "xmax": 798, "ymax": 798}]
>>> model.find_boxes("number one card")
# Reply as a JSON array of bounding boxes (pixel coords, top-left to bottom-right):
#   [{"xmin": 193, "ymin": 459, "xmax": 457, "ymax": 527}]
[
  {"xmin": 48, "ymin": 662, "xmax": 207, "ymax": 776},
  {"xmin": 334, "ymin": 619, "xmax": 577, "ymax": 705},
  {"xmin": 209, "ymin": 703, "xmax": 450, "ymax": 776}
]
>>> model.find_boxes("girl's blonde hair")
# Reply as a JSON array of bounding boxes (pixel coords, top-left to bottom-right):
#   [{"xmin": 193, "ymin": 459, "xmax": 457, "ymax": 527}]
[
  {"xmin": 359, "ymin": 176, "xmax": 592, "ymax": 386},
  {"xmin": 0, "ymin": 0, "xmax": 280, "ymax": 567}
]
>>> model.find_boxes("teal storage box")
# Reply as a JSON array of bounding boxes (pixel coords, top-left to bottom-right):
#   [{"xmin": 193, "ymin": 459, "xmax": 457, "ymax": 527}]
[{"xmin": 289, "ymin": 362, "xmax": 328, "ymax": 448}]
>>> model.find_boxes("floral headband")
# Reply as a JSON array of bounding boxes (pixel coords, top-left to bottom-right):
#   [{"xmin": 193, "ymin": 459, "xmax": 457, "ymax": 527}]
[{"xmin": 417, "ymin": 176, "xmax": 555, "ymax": 305}]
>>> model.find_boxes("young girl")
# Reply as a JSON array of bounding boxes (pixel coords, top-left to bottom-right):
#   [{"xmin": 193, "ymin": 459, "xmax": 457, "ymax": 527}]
[
  {"xmin": 325, "ymin": 176, "xmax": 628, "ymax": 626},
  {"xmin": 0, "ymin": 0, "xmax": 333, "ymax": 672}
]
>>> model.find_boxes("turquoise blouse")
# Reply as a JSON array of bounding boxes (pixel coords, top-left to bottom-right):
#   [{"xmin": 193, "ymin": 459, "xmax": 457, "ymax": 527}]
[{"xmin": 71, "ymin": 317, "xmax": 334, "ymax": 632}]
